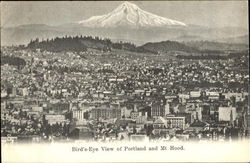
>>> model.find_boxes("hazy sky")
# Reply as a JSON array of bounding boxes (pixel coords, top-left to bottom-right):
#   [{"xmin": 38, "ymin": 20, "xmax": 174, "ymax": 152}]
[{"xmin": 1, "ymin": 1, "xmax": 248, "ymax": 28}]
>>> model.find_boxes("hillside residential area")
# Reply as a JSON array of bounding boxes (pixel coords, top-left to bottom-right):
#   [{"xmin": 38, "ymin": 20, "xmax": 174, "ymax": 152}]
[{"xmin": 1, "ymin": 40, "xmax": 249, "ymax": 143}]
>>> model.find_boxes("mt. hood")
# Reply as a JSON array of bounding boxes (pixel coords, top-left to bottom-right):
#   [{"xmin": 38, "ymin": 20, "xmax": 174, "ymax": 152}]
[
  {"xmin": 79, "ymin": 1, "xmax": 186, "ymax": 28},
  {"xmin": 2, "ymin": 2, "xmax": 248, "ymax": 46}
]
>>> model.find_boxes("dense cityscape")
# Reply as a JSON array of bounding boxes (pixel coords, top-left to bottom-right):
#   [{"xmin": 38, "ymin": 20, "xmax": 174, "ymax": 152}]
[{"xmin": 1, "ymin": 39, "xmax": 249, "ymax": 143}]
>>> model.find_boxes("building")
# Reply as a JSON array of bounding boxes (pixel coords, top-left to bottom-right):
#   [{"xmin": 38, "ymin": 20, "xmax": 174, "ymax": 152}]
[
  {"xmin": 219, "ymin": 107, "xmax": 237, "ymax": 121},
  {"xmin": 222, "ymin": 93, "xmax": 244, "ymax": 102},
  {"xmin": 45, "ymin": 114, "xmax": 66, "ymax": 124},
  {"xmin": 21, "ymin": 88, "xmax": 29, "ymax": 96},
  {"xmin": 151, "ymin": 102, "xmax": 165, "ymax": 117},
  {"xmin": 190, "ymin": 91, "xmax": 200, "ymax": 98},
  {"xmin": 131, "ymin": 111, "xmax": 139, "ymax": 120},
  {"xmin": 121, "ymin": 106, "xmax": 131, "ymax": 118},
  {"xmin": 207, "ymin": 91, "xmax": 220, "ymax": 100},
  {"xmin": 1, "ymin": 101, "xmax": 6, "ymax": 110},
  {"xmin": 153, "ymin": 116, "xmax": 185, "ymax": 130},
  {"xmin": 50, "ymin": 103, "xmax": 70, "ymax": 114},
  {"xmin": 91, "ymin": 107, "xmax": 121, "ymax": 120},
  {"xmin": 32, "ymin": 106, "xmax": 43, "ymax": 112},
  {"xmin": 73, "ymin": 109, "xmax": 85, "ymax": 121},
  {"xmin": 165, "ymin": 116, "xmax": 185, "ymax": 130},
  {"xmin": 178, "ymin": 94, "xmax": 190, "ymax": 103},
  {"xmin": 164, "ymin": 103, "xmax": 170, "ymax": 115},
  {"xmin": 136, "ymin": 112, "xmax": 147, "ymax": 124},
  {"xmin": 175, "ymin": 113, "xmax": 192, "ymax": 124}
]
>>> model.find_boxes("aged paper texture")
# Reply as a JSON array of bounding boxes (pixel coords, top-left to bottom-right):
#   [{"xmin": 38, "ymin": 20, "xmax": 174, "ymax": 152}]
[{"xmin": 1, "ymin": 1, "xmax": 249, "ymax": 162}]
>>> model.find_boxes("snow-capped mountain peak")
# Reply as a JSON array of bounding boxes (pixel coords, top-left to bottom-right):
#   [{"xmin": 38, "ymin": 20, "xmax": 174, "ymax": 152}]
[
  {"xmin": 79, "ymin": 1, "xmax": 186, "ymax": 28},
  {"xmin": 115, "ymin": 1, "xmax": 140, "ymax": 11}
]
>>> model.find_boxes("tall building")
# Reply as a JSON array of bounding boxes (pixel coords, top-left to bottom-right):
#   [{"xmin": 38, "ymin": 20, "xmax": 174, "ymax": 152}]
[
  {"xmin": 121, "ymin": 106, "xmax": 131, "ymax": 118},
  {"xmin": 164, "ymin": 103, "xmax": 170, "ymax": 115},
  {"xmin": 73, "ymin": 110, "xmax": 85, "ymax": 121},
  {"xmin": 91, "ymin": 107, "xmax": 121, "ymax": 120},
  {"xmin": 151, "ymin": 101, "xmax": 165, "ymax": 117},
  {"xmin": 218, "ymin": 107, "xmax": 237, "ymax": 121},
  {"xmin": 11, "ymin": 87, "xmax": 17, "ymax": 97}
]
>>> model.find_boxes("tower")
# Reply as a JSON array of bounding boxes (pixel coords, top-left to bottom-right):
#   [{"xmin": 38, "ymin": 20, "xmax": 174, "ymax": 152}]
[
  {"xmin": 230, "ymin": 110, "xmax": 234, "ymax": 127},
  {"xmin": 164, "ymin": 102, "xmax": 170, "ymax": 115}
]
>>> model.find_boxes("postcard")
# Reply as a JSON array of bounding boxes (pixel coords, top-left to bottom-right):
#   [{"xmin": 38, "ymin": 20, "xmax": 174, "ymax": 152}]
[{"xmin": 1, "ymin": 1, "xmax": 249, "ymax": 162}]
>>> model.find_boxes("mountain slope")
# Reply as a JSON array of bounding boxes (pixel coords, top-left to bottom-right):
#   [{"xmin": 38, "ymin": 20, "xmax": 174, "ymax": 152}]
[
  {"xmin": 185, "ymin": 41, "xmax": 249, "ymax": 51},
  {"xmin": 79, "ymin": 1, "xmax": 186, "ymax": 28},
  {"xmin": 139, "ymin": 40, "xmax": 199, "ymax": 53}
]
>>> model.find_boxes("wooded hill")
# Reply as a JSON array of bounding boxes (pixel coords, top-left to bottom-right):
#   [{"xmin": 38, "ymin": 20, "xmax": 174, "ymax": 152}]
[
  {"xmin": 27, "ymin": 35, "xmax": 247, "ymax": 55},
  {"xmin": 27, "ymin": 36, "xmax": 204, "ymax": 54}
]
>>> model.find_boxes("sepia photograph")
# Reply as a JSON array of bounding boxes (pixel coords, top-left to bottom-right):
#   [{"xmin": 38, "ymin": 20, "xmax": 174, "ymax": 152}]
[{"xmin": 1, "ymin": 0, "xmax": 249, "ymax": 162}]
